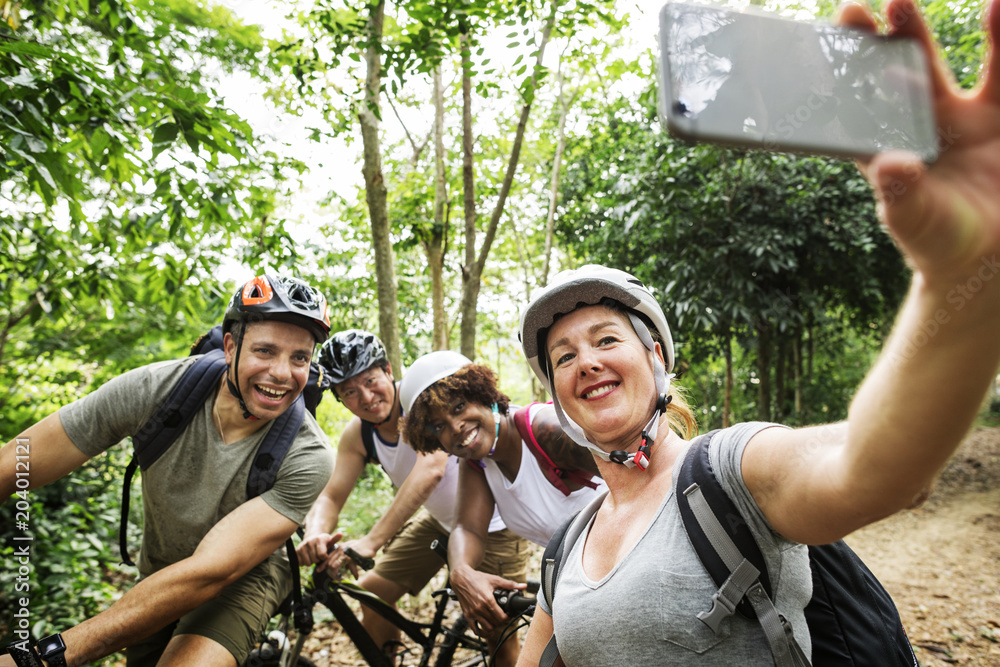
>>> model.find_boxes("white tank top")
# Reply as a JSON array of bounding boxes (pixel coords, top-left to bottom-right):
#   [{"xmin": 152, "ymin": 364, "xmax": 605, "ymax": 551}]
[
  {"xmin": 481, "ymin": 405, "xmax": 607, "ymax": 546},
  {"xmin": 373, "ymin": 428, "xmax": 505, "ymax": 533}
]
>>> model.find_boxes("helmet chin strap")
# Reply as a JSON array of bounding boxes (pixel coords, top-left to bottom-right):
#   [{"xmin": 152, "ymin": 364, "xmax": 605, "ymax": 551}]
[
  {"xmin": 549, "ymin": 312, "xmax": 673, "ymax": 471},
  {"xmin": 226, "ymin": 325, "xmax": 259, "ymax": 421}
]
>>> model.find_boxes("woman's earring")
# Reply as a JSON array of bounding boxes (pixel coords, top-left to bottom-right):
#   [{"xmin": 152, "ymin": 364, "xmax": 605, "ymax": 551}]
[{"xmin": 490, "ymin": 403, "xmax": 501, "ymax": 456}]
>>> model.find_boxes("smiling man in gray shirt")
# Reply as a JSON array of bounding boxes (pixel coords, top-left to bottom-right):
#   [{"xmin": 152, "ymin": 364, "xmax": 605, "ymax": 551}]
[{"xmin": 0, "ymin": 275, "xmax": 334, "ymax": 667}]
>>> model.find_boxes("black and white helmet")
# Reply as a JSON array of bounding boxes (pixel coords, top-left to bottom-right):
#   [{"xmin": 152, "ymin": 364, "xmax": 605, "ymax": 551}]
[
  {"xmin": 319, "ymin": 329, "xmax": 389, "ymax": 385},
  {"xmin": 224, "ymin": 274, "xmax": 330, "ymax": 344},
  {"xmin": 518, "ymin": 264, "xmax": 675, "ymax": 470}
]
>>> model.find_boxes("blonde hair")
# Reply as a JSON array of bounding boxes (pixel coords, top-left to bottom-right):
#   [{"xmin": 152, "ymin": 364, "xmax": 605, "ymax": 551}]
[{"xmin": 664, "ymin": 382, "xmax": 698, "ymax": 440}]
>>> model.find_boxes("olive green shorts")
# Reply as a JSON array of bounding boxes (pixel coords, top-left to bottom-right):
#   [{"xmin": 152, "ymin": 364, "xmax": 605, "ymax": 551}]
[
  {"xmin": 373, "ymin": 511, "xmax": 531, "ymax": 596},
  {"xmin": 125, "ymin": 555, "xmax": 290, "ymax": 666}
]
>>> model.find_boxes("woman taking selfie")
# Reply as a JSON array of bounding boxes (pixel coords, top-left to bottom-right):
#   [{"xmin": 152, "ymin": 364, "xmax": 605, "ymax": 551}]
[
  {"xmin": 398, "ymin": 352, "xmax": 606, "ymax": 647},
  {"xmin": 514, "ymin": 2, "xmax": 1000, "ymax": 661}
]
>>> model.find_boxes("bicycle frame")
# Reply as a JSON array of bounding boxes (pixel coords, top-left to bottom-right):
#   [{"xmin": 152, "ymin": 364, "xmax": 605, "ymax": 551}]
[
  {"xmin": 304, "ymin": 569, "xmax": 487, "ymax": 667},
  {"xmin": 249, "ymin": 568, "xmax": 535, "ymax": 667}
]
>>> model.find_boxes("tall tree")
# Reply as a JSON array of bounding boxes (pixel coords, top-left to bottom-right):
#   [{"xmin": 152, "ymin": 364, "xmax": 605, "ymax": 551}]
[
  {"xmin": 358, "ymin": 0, "xmax": 404, "ymax": 375},
  {"xmin": 428, "ymin": 64, "xmax": 450, "ymax": 350}
]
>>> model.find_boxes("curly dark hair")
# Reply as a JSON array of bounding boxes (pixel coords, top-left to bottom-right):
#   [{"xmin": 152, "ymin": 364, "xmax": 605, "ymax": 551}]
[{"xmin": 402, "ymin": 364, "xmax": 511, "ymax": 454}]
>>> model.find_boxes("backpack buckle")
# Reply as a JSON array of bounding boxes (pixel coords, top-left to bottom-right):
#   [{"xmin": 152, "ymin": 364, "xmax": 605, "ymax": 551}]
[{"xmin": 697, "ymin": 589, "xmax": 738, "ymax": 634}]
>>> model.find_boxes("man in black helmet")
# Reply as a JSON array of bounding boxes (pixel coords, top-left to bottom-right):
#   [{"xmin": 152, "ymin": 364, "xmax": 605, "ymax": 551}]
[
  {"xmin": 0, "ymin": 275, "xmax": 334, "ymax": 667},
  {"xmin": 297, "ymin": 329, "xmax": 530, "ymax": 665}
]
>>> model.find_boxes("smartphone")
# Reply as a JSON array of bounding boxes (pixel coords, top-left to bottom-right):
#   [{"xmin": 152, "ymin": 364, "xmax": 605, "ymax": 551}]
[{"xmin": 657, "ymin": 2, "xmax": 938, "ymax": 161}]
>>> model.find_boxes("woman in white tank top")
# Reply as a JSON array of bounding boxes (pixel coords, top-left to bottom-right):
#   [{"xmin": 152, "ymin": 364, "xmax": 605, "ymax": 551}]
[{"xmin": 397, "ymin": 351, "xmax": 606, "ymax": 646}]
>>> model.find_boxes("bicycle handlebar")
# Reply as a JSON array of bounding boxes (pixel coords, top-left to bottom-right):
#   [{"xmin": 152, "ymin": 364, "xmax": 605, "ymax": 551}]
[
  {"xmin": 341, "ymin": 542, "xmax": 536, "ymax": 617},
  {"xmin": 344, "ymin": 546, "xmax": 375, "ymax": 571},
  {"xmin": 493, "ymin": 589, "xmax": 536, "ymax": 616}
]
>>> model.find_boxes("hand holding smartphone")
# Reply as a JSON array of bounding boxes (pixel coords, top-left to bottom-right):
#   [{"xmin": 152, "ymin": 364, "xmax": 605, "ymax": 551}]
[{"xmin": 657, "ymin": 2, "xmax": 938, "ymax": 161}]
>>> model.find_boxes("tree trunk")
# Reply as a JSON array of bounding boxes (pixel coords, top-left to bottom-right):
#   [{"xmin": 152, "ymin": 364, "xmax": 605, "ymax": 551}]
[
  {"xmin": 358, "ymin": 0, "xmax": 402, "ymax": 376},
  {"xmin": 723, "ymin": 332, "xmax": 733, "ymax": 428},
  {"xmin": 793, "ymin": 329, "xmax": 804, "ymax": 423},
  {"xmin": 541, "ymin": 62, "xmax": 574, "ymax": 287},
  {"xmin": 429, "ymin": 64, "xmax": 449, "ymax": 351},
  {"xmin": 807, "ymin": 323, "xmax": 815, "ymax": 379},
  {"xmin": 775, "ymin": 336, "xmax": 787, "ymax": 420},
  {"xmin": 458, "ymin": 1, "xmax": 559, "ymax": 358},
  {"xmin": 458, "ymin": 26, "xmax": 478, "ymax": 359},
  {"xmin": 756, "ymin": 323, "xmax": 772, "ymax": 422}
]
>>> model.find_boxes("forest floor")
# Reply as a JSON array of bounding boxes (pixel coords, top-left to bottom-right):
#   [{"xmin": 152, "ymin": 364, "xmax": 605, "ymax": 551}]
[
  {"xmin": 299, "ymin": 425, "xmax": 1000, "ymax": 666},
  {"xmin": 845, "ymin": 425, "xmax": 1000, "ymax": 665}
]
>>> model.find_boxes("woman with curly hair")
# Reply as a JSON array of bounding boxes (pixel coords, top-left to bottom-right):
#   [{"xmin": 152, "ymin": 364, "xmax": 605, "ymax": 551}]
[{"xmin": 399, "ymin": 351, "xmax": 607, "ymax": 646}]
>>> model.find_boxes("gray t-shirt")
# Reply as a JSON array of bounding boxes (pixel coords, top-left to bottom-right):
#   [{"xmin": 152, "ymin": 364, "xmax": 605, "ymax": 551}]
[
  {"xmin": 541, "ymin": 422, "xmax": 813, "ymax": 665},
  {"xmin": 60, "ymin": 356, "xmax": 333, "ymax": 577}
]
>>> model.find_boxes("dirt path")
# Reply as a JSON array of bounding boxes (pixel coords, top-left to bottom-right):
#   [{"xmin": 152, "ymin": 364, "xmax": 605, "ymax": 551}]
[
  {"xmin": 306, "ymin": 427, "xmax": 1000, "ymax": 666},
  {"xmin": 847, "ymin": 427, "xmax": 1000, "ymax": 665}
]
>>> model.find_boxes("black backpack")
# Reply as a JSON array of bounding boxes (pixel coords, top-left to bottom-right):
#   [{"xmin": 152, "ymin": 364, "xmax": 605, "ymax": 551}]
[{"xmin": 540, "ymin": 430, "xmax": 919, "ymax": 667}]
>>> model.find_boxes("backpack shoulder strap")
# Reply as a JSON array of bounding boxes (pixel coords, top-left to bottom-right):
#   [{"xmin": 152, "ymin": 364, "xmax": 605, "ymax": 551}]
[
  {"xmin": 676, "ymin": 430, "xmax": 808, "ymax": 667},
  {"xmin": 539, "ymin": 489, "xmax": 607, "ymax": 667},
  {"xmin": 246, "ymin": 394, "xmax": 306, "ymax": 499},
  {"xmin": 360, "ymin": 420, "xmax": 380, "ymax": 465},
  {"xmin": 513, "ymin": 403, "xmax": 600, "ymax": 497},
  {"xmin": 121, "ymin": 349, "xmax": 228, "ymax": 565},
  {"xmin": 131, "ymin": 349, "xmax": 228, "ymax": 468},
  {"xmin": 301, "ymin": 361, "xmax": 328, "ymax": 418}
]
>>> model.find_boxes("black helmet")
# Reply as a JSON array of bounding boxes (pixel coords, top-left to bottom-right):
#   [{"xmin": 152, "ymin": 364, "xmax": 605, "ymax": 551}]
[
  {"xmin": 319, "ymin": 329, "xmax": 389, "ymax": 384},
  {"xmin": 224, "ymin": 275, "xmax": 330, "ymax": 344}
]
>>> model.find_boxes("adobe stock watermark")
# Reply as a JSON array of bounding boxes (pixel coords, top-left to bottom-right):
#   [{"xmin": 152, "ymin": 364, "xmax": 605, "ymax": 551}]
[
  {"xmin": 893, "ymin": 254, "xmax": 1000, "ymax": 365},
  {"xmin": 10, "ymin": 437, "xmax": 35, "ymax": 649},
  {"xmin": 763, "ymin": 85, "xmax": 835, "ymax": 150}
]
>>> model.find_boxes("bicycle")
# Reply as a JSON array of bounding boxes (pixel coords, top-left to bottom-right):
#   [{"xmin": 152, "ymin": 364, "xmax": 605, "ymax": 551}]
[{"xmin": 244, "ymin": 544, "xmax": 537, "ymax": 667}]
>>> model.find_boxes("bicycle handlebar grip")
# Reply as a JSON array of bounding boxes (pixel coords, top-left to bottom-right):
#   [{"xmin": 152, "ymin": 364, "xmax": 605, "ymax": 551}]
[
  {"xmin": 494, "ymin": 589, "xmax": 536, "ymax": 616},
  {"xmin": 429, "ymin": 538, "xmax": 448, "ymax": 561},
  {"xmin": 344, "ymin": 546, "xmax": 375, "ymax": 571}
]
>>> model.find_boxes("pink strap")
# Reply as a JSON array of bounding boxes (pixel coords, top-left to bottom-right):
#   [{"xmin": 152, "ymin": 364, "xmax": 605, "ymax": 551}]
[{"xmin": 513, "ymin": 403, "xmax": 599, "ymax": 496}]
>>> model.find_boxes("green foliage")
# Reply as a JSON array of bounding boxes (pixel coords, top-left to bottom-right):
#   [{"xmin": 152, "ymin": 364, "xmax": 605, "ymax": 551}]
[
  {"xmin": 0, "ymin": 0, "xmax": 308, "ymax": 650},
  {"xmin": 1, "ymin": 443, "xmax": 139, "ymax": 666},
  {"xmin": 923, "ymin": 0, "xmax": 988, "ymax": 89},
  {"xmin": 0, "ymin": 0, "xmax": 293, "ymax": 435},
  {"xmin": 682, "ymin": 320, "xmax": 882, "ymax": 429}
]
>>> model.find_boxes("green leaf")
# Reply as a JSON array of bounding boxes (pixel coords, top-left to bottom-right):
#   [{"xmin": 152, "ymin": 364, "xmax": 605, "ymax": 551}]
[
  {"xmin": 152, "ymin": 123, "xmax": 179, "ymax": 158},
  {"xmin": 4, "ymin": 68, "xmax": 38, "ymax": 88},
  {"xmin": 89, "ymin": 127, "xmax": 111, "ymax": 157},
  {"xmin": 0, "ymin": 42, "xmax": 53, "ymax": 58}
]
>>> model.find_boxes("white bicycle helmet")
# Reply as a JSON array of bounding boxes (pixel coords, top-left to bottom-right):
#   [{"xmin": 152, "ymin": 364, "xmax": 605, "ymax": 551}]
[
  {"xmin": 400, "ymin": 350, "xmax": 473, "ymax": 415},
  {"xmin": 518, "ymin": 264, "xmax": 675, "ymax": 469}
]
